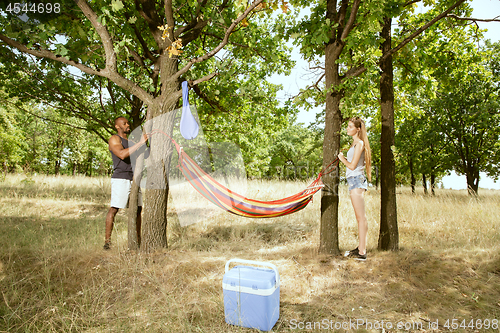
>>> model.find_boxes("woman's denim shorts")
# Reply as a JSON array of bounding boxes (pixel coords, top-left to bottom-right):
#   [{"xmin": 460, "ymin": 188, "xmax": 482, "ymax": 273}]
[{"xmin": 346, "ymin": 174, "xmax": 367, "ymax": 191}]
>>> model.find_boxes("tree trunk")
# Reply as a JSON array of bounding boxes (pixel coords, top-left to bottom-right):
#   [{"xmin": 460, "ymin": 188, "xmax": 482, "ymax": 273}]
[
  {"xmin": 430, "ymin": 172, "xmax": 436, "ymax": 196},
  {"xmin": 319, "ymin": 87, "xmax": 342, "ymax": 255},
  {"xmin": 378, "ymin": 17, "xmax": 399, "ymax": 251},
  {"xmin": 126, "ymin": 49, "xmax": 180, "ymax": 251},
  {"xmin": 54, "ymin": 160, "xmax": 60, "ymax": 175},
  {"xmin": 141, "ymin": 108, "xmax": 176, "ymax": 252},
  {"xmin": 128, "ymin": 156, "xmax": 144, "ymax": 251},
  {"xmin": 409, "ymin": 156, "xmax": 416, "ymax": 194},
  {"xmin": 466, "ymin": 166, "xmax": 479, "ymax": 196},
  {"xmin": 87, "ymin": 152, "xmax": 92, "ymax": 177},
  {"xmin": 319, "ymin": 0, "xmax": 344, "ymax": 255},
  {"xmin": 423, "ymin": 173, "xmax": 427, "ymax": 195}
]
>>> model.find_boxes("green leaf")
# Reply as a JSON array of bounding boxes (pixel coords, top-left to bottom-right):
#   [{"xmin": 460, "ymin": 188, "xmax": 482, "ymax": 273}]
[
  {"xmin": 111, "ymin": 0, "xmax": 124, "ymax": 12},
  {"xmin": 57, "ymin": 45, "xmax": 68, "ymax": 56}
]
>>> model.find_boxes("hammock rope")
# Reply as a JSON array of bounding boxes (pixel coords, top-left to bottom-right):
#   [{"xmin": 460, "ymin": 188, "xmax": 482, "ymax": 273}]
[{"xmin": 150, "ymin": 129, "xmax": 339, "ymax": 218}]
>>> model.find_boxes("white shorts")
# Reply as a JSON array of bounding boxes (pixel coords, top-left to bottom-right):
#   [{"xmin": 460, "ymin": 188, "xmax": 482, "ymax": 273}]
[{"xmin": 110, "ymin": 178, "xmax": 143, "ymax": 209}]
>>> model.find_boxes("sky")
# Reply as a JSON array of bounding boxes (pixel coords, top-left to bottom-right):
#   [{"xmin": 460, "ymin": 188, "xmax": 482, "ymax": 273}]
[{"xmin": 269, "ymin": 0, "xmax": 500, "ymax": 190}]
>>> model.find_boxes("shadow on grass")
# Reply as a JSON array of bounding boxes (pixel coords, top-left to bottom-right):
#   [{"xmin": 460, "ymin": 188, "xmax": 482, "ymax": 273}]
[
  {"xmin": 0, "ymin": 213, "xmax": 103, "ymax": 252},
  {"xmin": 0, "ymin": 183, "xmax": 109, "ymax": 202},
  {"xmin": 272, "ymin": 247, "xmax": 500, "ymax": 330}
]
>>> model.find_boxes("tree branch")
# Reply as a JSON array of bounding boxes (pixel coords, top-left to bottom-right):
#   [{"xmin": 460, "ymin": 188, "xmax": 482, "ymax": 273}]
[
  {"xmin": 0, "ymin": 97, "xmax": 100, "ymax": 134},
  {"xmin": 190, "ymin": 72, "xmax": 218, "ymax": 86},
  {"xmin": 74, "ymin": 0, "xmax": 117, "ymax": 72},
  {"xmin": 403, "ymin": 0, "xmax": 421, "ymax": 7},
  {"xmin": 171, "ymin": 0, "xmax": 264, "ymax": 83},
  {"xmin": 174, "ymin": 0, "xmax": 210, "ymax": 40},
  {"xmin": 123, "ymin": 7, "xmax": 158, "ymax": 62},
  {"xmin": 382, "ymin": 0, "xmax": 466, "ymax": 62},
  {"xmin": 0, "ymin": 33, "xmax": 102, "ymax": 76},
  {"xmin": 177, "ymin": 19, "xmax": 210, "ymax": 46},
  {"xmin": 202, "ymin": 31, "xmax": 270, "ymax": 62},
  {"xmin": 343, "ymin": 0, "xmax": 467, "ymax": 81},
  {"xmin": 341, "ymin": 0, "xmax": 361, "ymax": 41},
  {"xmin": 291, "ymin": 73, "xmax": 325, "ymax": 101},
  {"xmin": 447, "ymin": 14, "xmax": 500, "ymax": 22},
  {"xmin": 0, "ymin": 2, "xmax": 155, "ymax": 105},
  {"xmin": 191, "ymin": 84, "xmax": 229, "ymax": 114}
]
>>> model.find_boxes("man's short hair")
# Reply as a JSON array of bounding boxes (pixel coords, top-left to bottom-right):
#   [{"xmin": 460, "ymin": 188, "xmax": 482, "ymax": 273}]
[{"xmin": 114, "ymin": 116, "xmax": 127, "ymax": 126}]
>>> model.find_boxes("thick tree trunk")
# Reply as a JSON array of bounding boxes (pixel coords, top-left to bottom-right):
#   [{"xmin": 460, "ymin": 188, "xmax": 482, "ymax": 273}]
[
  {"xmin": 141, "ymin": 108, "xmax": 176, "ymax": 252},
  {"xmin": 319, "ymin": 0, "xmax": 345, "ymax": 255},
  {"xmin": 319, "ymin": 86, "xmax": 342, "ymax": 255},
  {"xmin": 378, "ymin": 17, "xmax": 399, "ymax": 251},
  {"xmin": 466, "ymin": 166, "xmax": 479, "ymax": 196},
  {"xmin": 123, "ymin": 42, "xmax": 180, "ymax": 251}
]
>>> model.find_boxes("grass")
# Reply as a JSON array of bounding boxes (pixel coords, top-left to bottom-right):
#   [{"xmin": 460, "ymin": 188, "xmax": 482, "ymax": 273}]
[{"xmin": 0, "ymin": 174, "xmax": 499, "ymax": 332}]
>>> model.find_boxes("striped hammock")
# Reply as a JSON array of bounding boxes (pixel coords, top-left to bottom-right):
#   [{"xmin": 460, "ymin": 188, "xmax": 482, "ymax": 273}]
[{"xmin": 153, "ymin": 130, "xmax": 338, "ymax": 218}]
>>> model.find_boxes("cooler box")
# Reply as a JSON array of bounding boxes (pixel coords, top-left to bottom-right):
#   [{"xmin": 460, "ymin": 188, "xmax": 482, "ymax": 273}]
[{"xmin": 223, "ymin": 259, "xmax": 280, "ymax": 331}]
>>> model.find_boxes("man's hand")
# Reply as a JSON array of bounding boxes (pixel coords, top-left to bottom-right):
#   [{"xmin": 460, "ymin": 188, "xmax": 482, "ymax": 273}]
[{"xmin": 140, "ymin": 133, "xmax": 150, "ymax": 145}]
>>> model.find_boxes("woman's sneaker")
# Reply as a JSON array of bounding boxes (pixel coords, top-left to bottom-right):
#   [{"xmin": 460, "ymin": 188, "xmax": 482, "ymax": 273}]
[
  {"xmin": 344, "ymin": 247, "xmax": 359, "ymax": 257},
  {"xmin": 347, "ymin": 251, "xmax": 367, "ymax": 261}
]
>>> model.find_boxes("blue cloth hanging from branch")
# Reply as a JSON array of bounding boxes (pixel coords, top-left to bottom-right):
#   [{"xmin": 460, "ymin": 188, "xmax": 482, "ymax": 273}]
[{"xmin": 180, "ymin": 81, "xmax": 199, "ymax": 140}]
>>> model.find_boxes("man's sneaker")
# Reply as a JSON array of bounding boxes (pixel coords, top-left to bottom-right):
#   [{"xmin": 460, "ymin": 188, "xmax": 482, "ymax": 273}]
[
  {"xmin": 347, "ymin": 251, "xmax": 366, "ymax": 261},
  {"xmin": 344, "ymin": 247, "xmax": 359, "ymax": 257},
  {"xmin": 103, "ymin": 241, "xmax": 111, "ymax": 250}
]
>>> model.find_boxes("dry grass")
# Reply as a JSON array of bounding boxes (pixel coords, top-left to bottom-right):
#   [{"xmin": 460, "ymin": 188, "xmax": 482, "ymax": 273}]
[{"xmin": 1, "ymin": 174, "xmax": 499, "ymax": 332}]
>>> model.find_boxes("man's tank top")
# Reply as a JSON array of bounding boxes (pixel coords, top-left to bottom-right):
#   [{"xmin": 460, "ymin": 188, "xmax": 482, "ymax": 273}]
[
  {"xmin": 110, "ymin": 135, "xmax": 133, "ymax": 180},
  {"xmin": 346, "ymin": 143, "xmax": 365, "ymax": 178}
]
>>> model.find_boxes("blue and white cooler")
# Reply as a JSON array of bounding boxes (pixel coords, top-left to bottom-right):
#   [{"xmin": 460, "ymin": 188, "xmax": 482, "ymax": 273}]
[{"xmin": 223, "ymin": 259, "xmax": 280, "ymax": 331}]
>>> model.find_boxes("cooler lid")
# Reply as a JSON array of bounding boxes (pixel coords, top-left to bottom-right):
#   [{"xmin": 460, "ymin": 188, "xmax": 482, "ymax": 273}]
[{"xmin": 223, "ymin": 266, "xmax": 278, "ymax": 296}]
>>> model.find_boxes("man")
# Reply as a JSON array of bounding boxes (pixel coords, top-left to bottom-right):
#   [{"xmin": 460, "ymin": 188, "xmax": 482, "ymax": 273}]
[{"xmin": 104, "ymin": 116, "xmax": 149, "ymax": 250}]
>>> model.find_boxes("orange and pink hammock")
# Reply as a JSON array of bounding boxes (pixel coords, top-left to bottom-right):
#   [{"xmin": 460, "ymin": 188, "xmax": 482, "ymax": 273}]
[{"xmin": 152, "ymin": 129, "xmax": 339, "ymax": 218}]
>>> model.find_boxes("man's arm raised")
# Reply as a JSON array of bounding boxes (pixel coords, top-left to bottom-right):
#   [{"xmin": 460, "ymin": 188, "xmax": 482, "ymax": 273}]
[{"xmin": 109, "ymin": 134, "xmax": 149, "ymax": 160}]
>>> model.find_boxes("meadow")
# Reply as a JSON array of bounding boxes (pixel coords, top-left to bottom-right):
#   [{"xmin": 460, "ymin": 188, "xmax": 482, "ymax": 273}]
[{"xmin": 0, "ymin": 174, "xmax": 499, "ymax": 332}]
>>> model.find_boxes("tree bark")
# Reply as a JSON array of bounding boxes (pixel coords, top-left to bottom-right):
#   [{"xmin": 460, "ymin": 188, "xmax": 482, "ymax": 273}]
[
  {"xmin": 378, "ymin": 17, "xmax": 399, "ymax": 251},
  {"xmin": 466, "ymin": 166, "xmax": 479, "ymax": 196},
  {"xmin": 430, "ymin": 172, "xmax": 436, "ymax": 196},
  {"xmin": 141, "ymin": 106, "xmax": 177, "ymax": 252},
  {"xmin": 423, "ymin": 173, "xmax": 428, "ymax": 194},
  {"xmin": 319, "ymin": 78, "xmax": 342, "ymax": 255},
  {"xmin": 319, "ymin": 0, "xmax": 352, "ymax": 256},
  {"xmin": 409, "ymin": 156, "xmax": 416, "ymax": 194}
]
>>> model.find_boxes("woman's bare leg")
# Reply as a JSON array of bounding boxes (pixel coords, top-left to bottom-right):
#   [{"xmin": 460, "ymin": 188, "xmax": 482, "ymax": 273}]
[{"xmin": 349, "ymin": 188, "xmax": 368, "ymax": 255}]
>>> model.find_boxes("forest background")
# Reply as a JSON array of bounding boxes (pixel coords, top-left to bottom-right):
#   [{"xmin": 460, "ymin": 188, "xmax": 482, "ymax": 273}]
[
  {"xmin": 0, "ymin": 0, "xmax": 498, "ymax": 193},
  {"xmin": 269, "ymin": 0, "xmax": 500, "ymax": 191}
]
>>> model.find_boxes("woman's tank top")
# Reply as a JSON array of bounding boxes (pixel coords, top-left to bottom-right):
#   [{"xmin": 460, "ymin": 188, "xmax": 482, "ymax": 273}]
[{"xmin": 346, "ymin": 143, "xmax": 365, "ymax": 178}]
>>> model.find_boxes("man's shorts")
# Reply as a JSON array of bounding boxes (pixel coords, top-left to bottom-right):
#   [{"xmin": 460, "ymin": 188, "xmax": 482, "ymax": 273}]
[
  {"xmin": 110, "ymin": 178, "xmax": 143, "ymax": 209},
  {"xmin": 346, "ymin": 174, "xmax": 368, "ymax": 192}
]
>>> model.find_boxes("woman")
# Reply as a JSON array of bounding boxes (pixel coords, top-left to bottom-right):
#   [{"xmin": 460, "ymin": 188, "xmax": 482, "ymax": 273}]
[{"xmin": 338, "ymin": 117, "xmax": 372, "ymax": 261}]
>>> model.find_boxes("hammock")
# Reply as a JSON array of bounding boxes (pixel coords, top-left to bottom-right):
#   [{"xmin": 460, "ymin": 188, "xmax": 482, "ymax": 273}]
[{"xmin": 152, "ymin": 129, "xmax": 339, "ymax": 218}]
